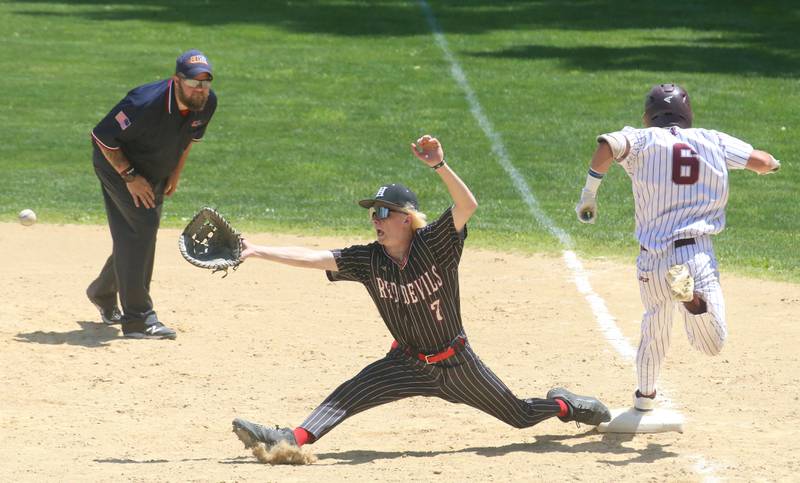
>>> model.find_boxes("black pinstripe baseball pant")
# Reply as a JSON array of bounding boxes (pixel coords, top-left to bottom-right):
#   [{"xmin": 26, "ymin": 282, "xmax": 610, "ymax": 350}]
[{"xmin": 300, "ymin": 343, "xmax": 561, "ymax": 440}]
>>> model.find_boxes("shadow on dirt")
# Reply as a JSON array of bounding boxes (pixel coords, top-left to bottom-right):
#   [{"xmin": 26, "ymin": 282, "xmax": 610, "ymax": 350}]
[{"xmin": 14, "ymin": 321, "xmax": 121, "ymax": 348}]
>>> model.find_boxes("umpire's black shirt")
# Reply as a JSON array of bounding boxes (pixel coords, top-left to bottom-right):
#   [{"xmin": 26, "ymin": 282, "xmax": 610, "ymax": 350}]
[{"xmin": 91, "ymin": 79, "xmax": 217, "ymax": 182}]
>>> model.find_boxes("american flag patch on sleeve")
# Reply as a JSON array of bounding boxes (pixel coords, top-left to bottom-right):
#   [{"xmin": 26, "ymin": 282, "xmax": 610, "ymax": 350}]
[{"xmin": 114, "ymin": 110, "xmax": 131, "ymax": 130}]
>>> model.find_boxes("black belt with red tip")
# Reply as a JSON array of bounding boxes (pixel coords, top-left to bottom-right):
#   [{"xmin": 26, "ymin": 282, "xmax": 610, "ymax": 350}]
[{"xmin": 391, "ymin": 336, "xmax": 467, "ymax": 364}]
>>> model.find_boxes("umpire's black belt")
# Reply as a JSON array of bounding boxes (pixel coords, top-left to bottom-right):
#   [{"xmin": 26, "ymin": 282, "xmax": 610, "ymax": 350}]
[
  {"xmin": 391, "ymin": 336, "xmax": 467, "ymax": 364},
  {"xmin": 640, "ymin": 238, "xmax": 695, "ymax": 252}
]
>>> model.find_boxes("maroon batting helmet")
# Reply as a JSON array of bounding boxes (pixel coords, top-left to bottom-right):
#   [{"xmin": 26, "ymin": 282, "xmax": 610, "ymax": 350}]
[{"xmin": 644, "ymin": 83, "xmax": 693, "ymax": 128}]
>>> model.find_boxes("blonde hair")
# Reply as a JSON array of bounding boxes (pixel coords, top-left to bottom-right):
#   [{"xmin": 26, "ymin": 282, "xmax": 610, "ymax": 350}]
[{"xmin": 405, "ymin": 204, "xmax": 428, "ymax": 230}]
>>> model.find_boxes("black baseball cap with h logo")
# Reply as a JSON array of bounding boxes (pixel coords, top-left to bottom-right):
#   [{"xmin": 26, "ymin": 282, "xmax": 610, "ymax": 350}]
[{"xmin": 358, "ymin": 183, "xmax": 419, "ymax": 211}]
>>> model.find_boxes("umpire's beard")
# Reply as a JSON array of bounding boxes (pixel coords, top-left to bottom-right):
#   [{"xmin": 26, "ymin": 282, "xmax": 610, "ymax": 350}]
[{"xmin": 176, "ymin": 87, "xmax": 208, "ymax": 112}]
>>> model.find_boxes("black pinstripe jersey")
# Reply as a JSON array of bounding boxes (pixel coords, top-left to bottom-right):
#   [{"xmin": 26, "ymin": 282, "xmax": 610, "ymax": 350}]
[{"xmin": 326, "ymin": 207, "xmax": 467, "ymax": 353}]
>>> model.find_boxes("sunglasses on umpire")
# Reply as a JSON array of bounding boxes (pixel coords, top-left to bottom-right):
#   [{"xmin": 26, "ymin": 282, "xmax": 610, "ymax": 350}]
[
  {"xmin": 178, "ymin": 75, "xmax": 212, "ymax": 89},
  {"xmin": 369, "ymin": 206, "xmax": 403, "ymax": 220}
]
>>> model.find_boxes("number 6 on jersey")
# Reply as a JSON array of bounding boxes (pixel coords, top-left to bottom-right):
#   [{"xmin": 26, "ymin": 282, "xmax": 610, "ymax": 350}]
[{"xmin": 672, "ymin": 143, "xmax": 700, "ymax": 185}]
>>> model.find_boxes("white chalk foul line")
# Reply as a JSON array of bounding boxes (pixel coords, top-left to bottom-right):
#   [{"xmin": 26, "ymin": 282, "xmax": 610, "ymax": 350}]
[
  {"xmin": 418, "ymin": 0, "xmax": 633, "ymax": 358},
  {"xmin": 418, "ymin": 0, "xmax": 705, "ymax": 475},
  {"xmin": 562, "ymin": 251, "xmax": 637, "ymax": 361}
]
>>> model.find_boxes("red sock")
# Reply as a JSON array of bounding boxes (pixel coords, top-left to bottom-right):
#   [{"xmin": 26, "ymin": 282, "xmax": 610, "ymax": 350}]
[
  {"xmin": 293, "ymin": 427, "xmax": 312, "ymax": 446},
  {"xmin": 555, "ymin": 398, "xmax": 569, "ymax": 417}
]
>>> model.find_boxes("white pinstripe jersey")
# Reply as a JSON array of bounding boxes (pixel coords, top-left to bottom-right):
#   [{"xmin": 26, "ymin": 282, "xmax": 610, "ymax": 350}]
[
  {"xmin": 326, "ymin": 208, "xmax": 466, "ymax": 353},
  {"xmin": 612, "ymin": 126, "xmax": 753, "ymax": 252}
]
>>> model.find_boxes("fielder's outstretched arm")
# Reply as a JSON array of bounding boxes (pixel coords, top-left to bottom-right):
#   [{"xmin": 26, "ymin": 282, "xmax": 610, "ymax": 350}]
[
  {"xmin": 410, "ymin": 135, "xmax": 478, "ymax": 232},
  {"xmin": 745, "ymin": 149, "xmax": 781, "ymax": 174},
  {"xmin": 240, "ymin": 239, "xmax": 337, "ymax": 271}
]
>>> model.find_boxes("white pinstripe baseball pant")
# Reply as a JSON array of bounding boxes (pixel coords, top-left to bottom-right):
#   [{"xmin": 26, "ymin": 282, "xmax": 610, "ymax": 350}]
[
  {"xmin": 299, "ymin": 343, "xmax": 561, "ymax": 440},
  {"xmin": 635, "ymin": 236, "xmax": 727, "ymax": 395}
]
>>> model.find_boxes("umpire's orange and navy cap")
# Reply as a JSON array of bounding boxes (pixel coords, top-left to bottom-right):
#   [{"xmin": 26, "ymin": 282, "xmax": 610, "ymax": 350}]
[{"xmin": 176, "ymin": 49, "xmax": 213, "ymax": 80}]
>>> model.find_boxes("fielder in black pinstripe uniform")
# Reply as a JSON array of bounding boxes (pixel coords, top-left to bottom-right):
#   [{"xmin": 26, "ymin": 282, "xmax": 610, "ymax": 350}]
[{"xmin": 231, "ymin": 135, "xmax": 611, "ymax": 454}]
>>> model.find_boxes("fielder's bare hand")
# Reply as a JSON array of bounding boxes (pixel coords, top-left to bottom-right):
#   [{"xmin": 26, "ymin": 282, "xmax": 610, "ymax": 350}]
[
  {"xmin": 127, "ymin": 176, "xmax": 156, "ymax": 209},
  {"xmin": 411, "ymin": 135, "xmax": 444, "ymax": 167}
]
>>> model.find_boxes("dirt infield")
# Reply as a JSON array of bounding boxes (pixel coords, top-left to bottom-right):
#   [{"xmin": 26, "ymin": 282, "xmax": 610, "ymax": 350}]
[{"xmin": 2, "ymin": 222, "xmax": 798, "ymax": 481}]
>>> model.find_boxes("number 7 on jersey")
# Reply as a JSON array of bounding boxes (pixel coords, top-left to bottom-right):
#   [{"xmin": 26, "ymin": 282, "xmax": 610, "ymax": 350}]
[{"xmin": 430, "ymin": 299, "xmax": 444, "ymax": 322}]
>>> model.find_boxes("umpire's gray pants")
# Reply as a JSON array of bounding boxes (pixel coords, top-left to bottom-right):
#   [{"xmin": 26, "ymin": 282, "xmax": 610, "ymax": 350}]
[
  {"xmin": 300, "ymin": 343, "xmax": 561, "ymax": 440},
  {"xmin": 89, "ymin": 147, "xmax": 165, "ymax": 328}
]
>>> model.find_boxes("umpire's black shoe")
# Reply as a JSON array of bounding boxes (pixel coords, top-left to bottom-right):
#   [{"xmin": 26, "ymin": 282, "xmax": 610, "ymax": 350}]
[
  {"xmin": 98, "ymin": 306, "xmax": 123, "ymax": 325},
  {"xmin": 122, "ymin": 322, "xmax": 177, "ymax": 340},
  {"xmin": 86, "ymin": 290, "xmax": 122, "ymax": 325},
  {"xmin": 232, "ymin": 418, "xmax": 297, "ymax": 449},
  {"xmin": 547, "ymin": 387, "xmax": 611, "ymax": 426}
]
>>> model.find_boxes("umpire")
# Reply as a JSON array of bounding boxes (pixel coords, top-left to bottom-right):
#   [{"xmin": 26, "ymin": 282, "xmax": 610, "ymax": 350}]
[{"xmin": 86, "ymin": 49, "xmax": 217, "ymax": 340}]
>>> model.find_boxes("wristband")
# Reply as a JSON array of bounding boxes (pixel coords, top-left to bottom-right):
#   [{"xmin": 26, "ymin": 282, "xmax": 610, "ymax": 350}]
[
  {"xmin": 431, "ymin": 160, "xmax": 446, "ymax": 170},
  {"xmin": 583, "ymin": 168, "xmax": 603, "ymax": 194},
  {"xmin": 120, "ymin": 166, "xmax": 137, "ymax": 183}
]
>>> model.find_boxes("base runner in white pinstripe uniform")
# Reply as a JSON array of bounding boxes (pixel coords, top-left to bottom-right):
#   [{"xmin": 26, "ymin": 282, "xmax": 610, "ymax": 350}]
[
  {"xmin": 230, "ymin": 135, "xmax": 611, "ymax": 455},
  {"xmin": 575, "ymin": 84, "xmax": 781, "ymax": 411}
]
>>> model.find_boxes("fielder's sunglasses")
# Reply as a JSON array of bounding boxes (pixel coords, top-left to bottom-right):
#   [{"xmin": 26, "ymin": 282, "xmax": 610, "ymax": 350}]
[
  {"xmin": 178, "ymin": 75, "xmax": 212, "ymax": 89},
  {"xmin": 369, "ymin": 206, "xmax": 402, "ymax": 220}
]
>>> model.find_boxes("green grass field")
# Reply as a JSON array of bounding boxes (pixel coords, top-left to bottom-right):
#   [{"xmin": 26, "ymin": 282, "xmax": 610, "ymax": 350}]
[{"xmin": 1, "ymin": 0, "xmax": 798, "ymax": 281}]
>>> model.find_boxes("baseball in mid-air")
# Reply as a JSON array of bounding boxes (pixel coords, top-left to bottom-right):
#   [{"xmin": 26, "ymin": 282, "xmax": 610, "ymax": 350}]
[{"xmin": 19, "ymin": 209, "xmax": 37, "ymax": 226}]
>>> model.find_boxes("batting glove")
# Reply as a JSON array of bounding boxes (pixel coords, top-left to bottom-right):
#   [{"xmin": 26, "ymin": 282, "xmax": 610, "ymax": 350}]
[{"xmin": 575, "ymin": 189, "xmax": 597, "ymax": 224}]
